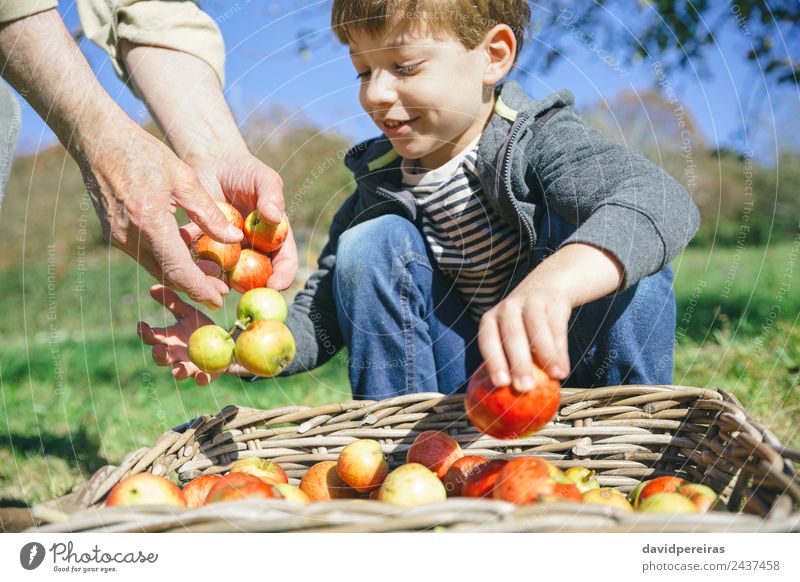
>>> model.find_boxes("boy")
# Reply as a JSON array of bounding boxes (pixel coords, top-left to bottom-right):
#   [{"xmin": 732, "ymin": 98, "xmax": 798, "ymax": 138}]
[{"xmin": 139, "ymin": 0, "xmax": 699, "ymax": 399}]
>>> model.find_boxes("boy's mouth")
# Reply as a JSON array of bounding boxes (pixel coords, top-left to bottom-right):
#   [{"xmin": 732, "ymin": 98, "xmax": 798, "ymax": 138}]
[{"xmin": 381, "ymin": 117, "xmax": 418, "ymax": 136}]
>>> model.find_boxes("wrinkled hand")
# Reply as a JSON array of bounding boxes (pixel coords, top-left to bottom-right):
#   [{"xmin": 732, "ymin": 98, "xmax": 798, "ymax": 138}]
[
  {"xmin": 189, "ymin": 152, "xmax": 299, "ymax": 290},
  {"xmin": 137, "ymin": 285, "xmax": 249, "ymax": 385},
  {"xmin": 84, "ymin": 128, "xmax": 242, "ymax": 308},
  {"xmin": 478, "ymin": 275, "xmax": 572, "ymax": 391}
]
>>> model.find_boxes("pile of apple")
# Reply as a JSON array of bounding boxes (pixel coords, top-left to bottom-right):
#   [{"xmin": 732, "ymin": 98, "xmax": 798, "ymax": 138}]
[
  {"xmin": 105, "ymin": 431, "xmax": 719, "ymax": 514},
  {"xmin": 184, "ymin": 201, "xmax": 296, "ymax": 377},
  {"xmin": 187, "ymin": 287, "xmax": 295, "ymax": 377}
]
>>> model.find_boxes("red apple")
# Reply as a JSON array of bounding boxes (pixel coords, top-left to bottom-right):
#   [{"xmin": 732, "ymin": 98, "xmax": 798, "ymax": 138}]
[
  {"xmin": 228, "ymin": 458, "xmax": 288, "ymax": 486},
  {"xmin": 465, "ymin": 362, "xmax": 560, "ymax": 439},
  {"xmin": 539, "ymin": 482, "xmax": 583, "ymax": 503},
  {"xmin": 234, "ymin": 319, "xmax": 296, "ymax": 377},
  {"xmin": 187, "ymin": 325, "xmax": 234, "ymax": 374},
  {"xmin": 583, "ymin": 487, "xmax": 633, "ymax": 511},
  {"xmin": 461, "ymin": 459, "xmax": 508, "ymax": 498},
  {"xmin": 493, "ymin": 456, "xmax": 573, "ymax": 505},
  {"xmin": 227, "ymin": 249, "xmax": 273, "ymax": 293},
  {"xmin": 299, "ymin": 461, "xmax": 359, "ymax": 501},
  {"xmin": 678, "ymin": 483, "xmax": 719, "ymax": 513},
  {"xmin": 377, "ymin": 463, "xmax": 447, "ymax": 507},
  {"xmin": 244, "ymin": 211, "xmax": 289, "ymax": 253},
  {"xmin": 564, "ymin": 467, "xmax": 600, "ymax": 493},
  {"xmin": 205, "ymin": 472, "xmax": 275, "ymax": 503},
  {"xmin": 215, "ymin": 200, "xmax": 245, "ymax": 231},
  {"xmin": 638, "ymin": 492, "xmax": 698, "ymax": 514},
  {"xmin": 406, "ymin": 431, "xmax": 463, "ymax": 479},
  {"xmin": 272, "ymin": 483, "xmax": 311, "ymax": 504},
  {"xmin": 442, "ymin": 455, "xmax": 488, "ymax": 497},
  {"xmin": 636, "ymin": 476, "xmax": 686, "ymax": 507},
  {"xmin": 337, "ymin": 439, "xmax": 389, "ymax": 493},
  {"xmin": 105, "ymin": 473, "xmax": 187, "ymax": 508},
  {"xmin": 194, "ymin": 234, "xmax": 241, "ymax": 272},
  {"xmin": 182, "ymin": 474, "xmax": 223, "ymax": 508},
  {"xmin": 236, "ymin": 288, "xmax": 288, "ymax": 325}
]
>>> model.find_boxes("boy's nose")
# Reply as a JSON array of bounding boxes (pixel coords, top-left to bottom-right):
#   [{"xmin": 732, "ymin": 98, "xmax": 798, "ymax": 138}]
[{"xmin": 362, "ymin": 70, "xmax": 398, "ymax": 108}]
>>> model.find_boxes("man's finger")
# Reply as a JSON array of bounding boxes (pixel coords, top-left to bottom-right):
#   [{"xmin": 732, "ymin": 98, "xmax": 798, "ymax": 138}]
[
  {"xmin": 179, "ymin": 222, "xmax": 203, "ymax": 247},
  {"xmin": 267, "ymin": 224, "xmax": 299, "ymax": 290},
  {"xmin": 155, "ymin": 227, "xmax": 226, "ymax": 309},
  {"xmin": 176, "ymin": 180, "xmax": 242, "ymax": 243},
  {"xmin": 254, "ymin": 167, "xmax": 285, "ymax": 223}
]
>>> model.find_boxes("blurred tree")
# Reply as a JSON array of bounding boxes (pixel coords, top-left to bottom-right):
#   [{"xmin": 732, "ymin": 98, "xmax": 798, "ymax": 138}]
[{"xmin": 528, "ymin": 0, "xmax": 799, "ymax": 85}]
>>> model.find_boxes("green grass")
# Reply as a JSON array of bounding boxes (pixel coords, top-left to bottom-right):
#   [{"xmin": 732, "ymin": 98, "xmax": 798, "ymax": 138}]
[{"xmin": 1, "ymin": 242, "xmax": 799, "ymax": 507}]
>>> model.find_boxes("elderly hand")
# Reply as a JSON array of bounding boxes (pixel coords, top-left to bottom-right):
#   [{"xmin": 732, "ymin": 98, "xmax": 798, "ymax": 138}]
[
  {"xmin": 83, "ymin": 127, "xmax": 243, "ymax": 309},
  {"xmin": 186, "ymin": 151, "xmax": 299, "ymax": 290}
]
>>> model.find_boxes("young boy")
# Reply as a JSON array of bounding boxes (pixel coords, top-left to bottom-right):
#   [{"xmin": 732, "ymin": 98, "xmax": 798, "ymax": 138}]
[{"xmin": 139, "ymin": 0, "xmax": 699, "ymax": 400}]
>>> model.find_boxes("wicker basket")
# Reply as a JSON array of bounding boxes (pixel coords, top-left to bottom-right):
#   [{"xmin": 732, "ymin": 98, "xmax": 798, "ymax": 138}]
[{"xmin": 28, "ymin": 385, "xmax": 800, "ymax": 532}]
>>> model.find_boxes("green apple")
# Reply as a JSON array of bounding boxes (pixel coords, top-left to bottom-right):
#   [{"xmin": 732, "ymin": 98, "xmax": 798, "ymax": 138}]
[
  {"xmin": 187, "ymin": 325, "xmax": 235, "ymax": 374},
  {"xmin": 638, "ymin": 492, "xmax": 698, "ymax": 514},
  {"xmin": 234, "ymin": 320, "xmax": 296, "ymax": 377},
  {"xmin": 236, "ymin": 288, "xmax": 288, "ymax": 325}
]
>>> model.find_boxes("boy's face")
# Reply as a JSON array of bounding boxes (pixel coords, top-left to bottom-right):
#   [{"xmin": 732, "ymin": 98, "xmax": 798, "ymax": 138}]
[{"xmin": 348, "ymin": 24, "xmax": 494, "ymax": 170}]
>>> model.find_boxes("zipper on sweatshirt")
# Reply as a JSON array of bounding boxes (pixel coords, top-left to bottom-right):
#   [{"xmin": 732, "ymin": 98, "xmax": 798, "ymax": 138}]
[{"xmin": 499, "ymin": 111, "xmax": 535, "ymax": 257}]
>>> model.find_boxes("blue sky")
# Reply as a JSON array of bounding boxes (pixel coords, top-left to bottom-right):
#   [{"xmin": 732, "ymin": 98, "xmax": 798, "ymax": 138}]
[{"xmin": 13, "ymin": 0, "xmax": 799, "ymax": 160}]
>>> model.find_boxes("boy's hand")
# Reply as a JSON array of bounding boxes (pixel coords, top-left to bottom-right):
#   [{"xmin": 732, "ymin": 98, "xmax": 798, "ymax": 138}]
[
  {"xmin": 137, "ymin": 285, "xmax": 249, "ymax": 385},
  {"xmin": 477, "ymin": 243, "xmax": 625, "ymax": 392},
  {"xmin": 478, "ymin": 278, "xmax": 572, "ymax": 391}
]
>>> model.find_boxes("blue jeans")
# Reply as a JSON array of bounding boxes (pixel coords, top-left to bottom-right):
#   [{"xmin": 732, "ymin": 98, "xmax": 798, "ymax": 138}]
[{"xmin": 333, "ymin": 213, "xmax": 675, "ymax": 400}]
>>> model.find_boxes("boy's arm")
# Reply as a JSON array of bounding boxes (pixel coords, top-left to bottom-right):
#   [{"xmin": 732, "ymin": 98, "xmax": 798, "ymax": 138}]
[
  {"xmin": 526, "ymin": 104, "xmax": 701, "ymax": 288},
  {"xmin": 278, "ymin": 192, "xmax": 361, "ymax": 376}
]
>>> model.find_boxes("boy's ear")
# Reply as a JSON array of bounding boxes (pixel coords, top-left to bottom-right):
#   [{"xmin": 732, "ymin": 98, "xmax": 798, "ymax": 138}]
[{"xmin": 482, "ymin": 24, "xmax": 517, "ymax": 86}]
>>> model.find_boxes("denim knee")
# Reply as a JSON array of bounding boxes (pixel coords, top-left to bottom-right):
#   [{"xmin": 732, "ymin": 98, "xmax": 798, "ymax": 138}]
[{"xmin": 336, "ymin": 213, "xmax": 426, "ymax": 289}]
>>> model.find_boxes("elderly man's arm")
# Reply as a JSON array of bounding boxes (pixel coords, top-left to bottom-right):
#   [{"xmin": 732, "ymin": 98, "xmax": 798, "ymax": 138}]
[{"xmin": 0, "ymin": 8, "xmax": 241, "ymax": 308}]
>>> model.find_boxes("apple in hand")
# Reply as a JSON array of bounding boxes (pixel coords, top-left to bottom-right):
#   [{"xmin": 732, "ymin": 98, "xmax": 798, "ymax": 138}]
[
  {"xmin": 235, "ymin": 320, "xmax": 296, "ymax": 377},
  {"xmin": 182, "ymin": 474, "xmax": 223, "ymax": 508},
  {"xmin": 187, "ymin": 325, "xmax": 235, "ymax": 374},
  {"xmin": 227, "ymin": 249, "xmax": 273, "ymax": 293},
  {"xmin": 105, "ymin": 473, "xmax": 187, "ymax": 508},
  {"xmin": 236, "ymin": 288, "xmax": 288, "ymax": 325},
  {"xmin": 244, "ymin": 211, "xmax": 289, "ymax": 253},
  {"xmin": 442, "ymin": 456, "xmax": 488, "ymax": 497},
  {"xmin": 564, "ymin": 467, "xmax": 600, "ymax": 494},
  {"xmin": 377, "ymin": 463, "xmax": 447, "ymax": 507},
  {"xmin": 406, "ymin": 431, "xmax": 463, "ymax": 479},
  {"xmin": 205, "ymin": 472, "xmax": 275, "ymax": 503},
  {"xmin": 299, "ymin": 461, "xmax": 359, "ymax": 501},
  {"xmin": 215, "ymin": 200, "xmax": 245, "ymax": 231},
  {"xmin": 337, "ymin": 439, "xmax": 389, "ymax": 493},
  {"xmin": 194, "ymin": 234, "xmax": 241, "ymax": 272},
  {"xmin": 228, "ymin": 458, "xmax": 288, "ymax": 486},
  {"xmin": 465, "ymin": 362, "xmax": 560, "ymax": 439}
]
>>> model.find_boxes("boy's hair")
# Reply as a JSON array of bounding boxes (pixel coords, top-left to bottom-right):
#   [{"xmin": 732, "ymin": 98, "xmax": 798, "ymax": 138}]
[{"xmin": 332, "ymin": 0, "xmax": 531, "ymax": 62}]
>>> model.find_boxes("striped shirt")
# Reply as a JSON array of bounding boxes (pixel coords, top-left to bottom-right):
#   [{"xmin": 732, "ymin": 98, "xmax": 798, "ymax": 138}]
[{"xmin": 400, "ymin": 138, "xmax": 525, "ymax": 319}]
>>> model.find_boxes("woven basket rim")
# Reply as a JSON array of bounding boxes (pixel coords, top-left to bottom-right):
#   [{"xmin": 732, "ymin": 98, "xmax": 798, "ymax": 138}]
[{"xmin": 29, "ymin": 385, "xmax": 800, "ymax": 533}]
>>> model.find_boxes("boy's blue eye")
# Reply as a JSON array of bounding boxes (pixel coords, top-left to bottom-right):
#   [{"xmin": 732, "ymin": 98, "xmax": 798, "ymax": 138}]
[{"xmin": 356, "ymin": 70, "xmax": 371, "ymax": 80}]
